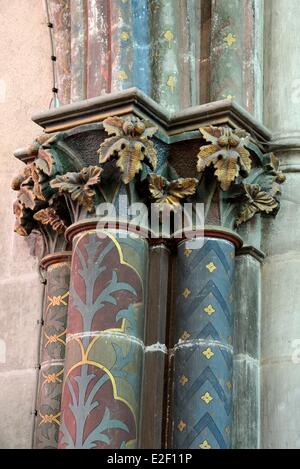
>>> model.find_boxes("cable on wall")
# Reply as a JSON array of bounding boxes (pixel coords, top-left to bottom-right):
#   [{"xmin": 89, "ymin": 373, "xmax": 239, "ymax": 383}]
[{"xmin": 44, "ymin": 0, "xmax": 60, "ymax": 108}]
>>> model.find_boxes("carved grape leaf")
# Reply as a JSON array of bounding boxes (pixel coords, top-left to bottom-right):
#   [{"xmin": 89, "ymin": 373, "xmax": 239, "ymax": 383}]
[
  {"xmin": 50, "ymin": 166, "xmax": 102, "ymax": 212},
  {"xmin": 197, "ymin": 126, "xmax": 252, "ymax": 191},
  {"xmin": 149, "ymin": 174, "xmax": 198, "ymax": 211},
  {"xmin": 236, "ymin": 184, "xmax": 279, "ymax": 226},
  {"xmin": 33, "ymin": 208, "xmax": 66, "ymax": 234},
  {"xmin": 35, "ymin": 148, "xmax": 54, "ymax": 176},
  {"xmin": 98, "ymin": 116, "xmax": 158, "ymax": 184}
]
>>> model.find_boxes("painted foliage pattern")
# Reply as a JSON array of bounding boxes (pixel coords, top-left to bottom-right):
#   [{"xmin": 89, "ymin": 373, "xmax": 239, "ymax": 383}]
[
  {"xmin": 35, "ymin": 261, "xmax": 70, "ymax": 449},
  {"xmin": 59, "ymin": 231, "xmax": 146, "ymax": 449},
  {"xmin": 173, "ymin": 238, "xmax": 235, "ymax": 449}
]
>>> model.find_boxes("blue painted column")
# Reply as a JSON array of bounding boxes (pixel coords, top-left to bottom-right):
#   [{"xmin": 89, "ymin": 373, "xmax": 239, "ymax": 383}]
[{"xmin": 172, "ymin": 232, "xmax": 241, "ymax": 449}]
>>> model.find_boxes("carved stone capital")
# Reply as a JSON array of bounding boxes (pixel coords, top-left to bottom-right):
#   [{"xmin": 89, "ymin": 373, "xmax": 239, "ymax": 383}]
[{"xmin": 12, "ymin": 89, "xmax": 285, "ymax": 250}]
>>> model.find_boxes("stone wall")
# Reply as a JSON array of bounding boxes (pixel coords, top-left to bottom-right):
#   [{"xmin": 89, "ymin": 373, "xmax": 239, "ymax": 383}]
[{"xmin": 0, "ymin": 0, "xmax": 51, "ymax": 448}]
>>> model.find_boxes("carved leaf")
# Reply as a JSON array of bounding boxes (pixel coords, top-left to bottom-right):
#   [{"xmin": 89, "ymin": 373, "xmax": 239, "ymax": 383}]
[
  {"xmin": 236, "ymin": 184, "xmax": 279, "ymax": 226},
  {"xmin": 116, "ymin": 142, "xmax": 144, "ymax": 184},
  {"xmin": 35, "ymin": 148, "xmax": 54, "ymax": 176},
  {"xmin": 50, "ymin": 166, "xmax": 102, "ymax": 212},
  {"xmin": 149, "ymin": 174, "xmax": 197, "ymax": 211},
  {"xmin": 18, "ymin": 186, "xmax": 36, "ymax": 210},
  {"xmin": 197, "ymin": 126, "xmax": 251, "ymax": 191},
  {"xmin": 33, "ymin": 208, "xmax": 66, "ymax": 234},
  {"xmin": 168, "ymin": 178, "xmax": 198, "ymax": 199},
  {"xmin": 99, "ymin": 116, "xmax": 158, "ymax": 183},
  {"xmin": 98, "ymin": 137, "xmax": 128, "ymax": 164},
  {"xmin": 214, "ymin": 154, "xmax": 240, "ymax": 191},
  {"xmin": 13, "ymin": 200, "xmax": 33, "ymax": 236},
  {"xmin": 103, "ymin": 116, "xmax": 126, "ymax": 136}
]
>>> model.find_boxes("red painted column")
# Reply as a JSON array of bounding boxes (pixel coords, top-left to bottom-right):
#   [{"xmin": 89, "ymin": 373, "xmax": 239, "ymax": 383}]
[{"xmin": 58, "ymin": 221, "xmax": 148, "ymax": 449}]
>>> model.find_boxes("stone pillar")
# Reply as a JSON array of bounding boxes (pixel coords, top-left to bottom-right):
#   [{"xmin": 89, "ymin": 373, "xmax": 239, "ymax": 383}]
[
  {"xmin": 140, "ymin": 242, "xmax": 170, "ymax": 448},
  {"xmin": 171, "ymin": 231, "xmax": 241, "ymax": 449},
  {"xmin": 232, "ymin": 218, "xmax": 263, "ymax": 449},
  {"xmin": 262, "ymin": 0, "xmax": 300, "ymax": 448},
  {"xmin": 34, "ymin": 252, "xmax": 71, "ymax": 449},
  {"xmin": 210, "ymin": 0, "xmax": 263, "ymax": 119},
  {"xmin": 58, "ymin": 222, "xmax": 148, "ymax": 449}
]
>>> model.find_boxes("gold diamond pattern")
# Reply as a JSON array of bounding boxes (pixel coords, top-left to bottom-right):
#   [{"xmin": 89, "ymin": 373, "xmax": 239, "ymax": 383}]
[
  {"xmin": 224, "ymin": 33, "xmax": 236, "ymax": 46},
  {"xmin": 206, "ymin": 262, "xmax": 217, "ymax": 272},
  {"xmin": 179, "ymin": 375, "xmax": 189, "ymax": 386},
  {"xmin": 199, "ymin": 440, "xmax": 211, "ymax": 449},
  {"xmin": 177, "ymin": 420, "xmax": 186, "ymax": 432},
  {"xmin": 180, "ymin": 331, "xmax": 191, "ymax": 341},
  {"xmin": 202, "ymin": 347, "xmax": 214, "ymax": 359},
  {"xmin": 204, "ymin": 304, "xmax": 215, "ymax": 316},
  {"xmin": 182, "ymin": 288, "xmax": 191, "ymax": 299},
  {"xmin": 201, "ymin": 392, "xmax": 213, "ymax": 405}
]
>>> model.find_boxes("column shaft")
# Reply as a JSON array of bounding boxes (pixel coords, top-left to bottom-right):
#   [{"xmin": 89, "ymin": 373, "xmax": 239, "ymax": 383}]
[
  {"xmin": 140, "ymin": 244, "xmax": 170, "ymax": 448},
  {"xmin": 172, "ymin": 237, "xmax": 235, "ymax": 449},
  {"xmin": 34, "ymin": 252, "xmax": 71, "ymax": 449},
  {"xmin": 262, "ymin": 0, "xmax": 300, "ymax": 449},
  {"xmin": 59, "ymin": 227, "xmax": 148, "ymax": 449},
  {"xmin": 210, "ymin": 0, "xmax": 263, "ymax": 119}
]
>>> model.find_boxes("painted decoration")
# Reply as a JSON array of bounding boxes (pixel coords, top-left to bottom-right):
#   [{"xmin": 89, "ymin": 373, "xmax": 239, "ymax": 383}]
[
  {"xmin": 172, "ymin": 237, "xmax": 235, "ymax": 449},
  {"xmin": 58, "ymin": 230, "xmax": 148, "ymax": 449},
  {"xmin": 34, "ymin": 258, "xmax": 71, "ymax": 449}
]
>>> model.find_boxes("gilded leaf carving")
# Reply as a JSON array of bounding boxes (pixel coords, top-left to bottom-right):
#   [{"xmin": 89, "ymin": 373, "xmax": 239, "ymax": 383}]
[
  {"xmin": 33, "ymin": 208, "xmax": 67, "ymax": 234},
  {"xmin": 149, "ymin": 174, "xmax": 198, "ymax": 211},
  {"xmin": 50, "ymin": 166, "xmax": 102, "ymax": 212},
  {"xmin": 98, "ymin": 116, "xmax": 158, "ymax": 184},
  {"xmin": 236, "ymin": 184, "xmax": 279, "ymax": 226},
  {"xmin": 197, "ymin": 126, "xmax": 251, "ymax": 191}
]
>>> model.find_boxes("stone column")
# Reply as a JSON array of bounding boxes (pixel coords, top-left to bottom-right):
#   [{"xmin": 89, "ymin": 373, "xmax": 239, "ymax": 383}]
[
  {"xmin": 34, "ymin": 252, "xmax": 71, "ymax": 449},
  {"xmin": 140, "ymin": 242, "xmax": 170, "ymax": 448},
  {"xmin": 261, "ymin": 0, "xmax": 300, "ymax": 449},
  {"xmin": 209, "ymin": 0, "xmax": 263, "ymax": 119},
  {"xmin": 171, "ymin": 230, "xmax": 241, "ymax": 449},
  {"xmin": 232, "ymin": 219, "xmax": 263, "ymax": 449},
  {"xmin": 58, "ymin": 222, "xmax": 148, "ymax": 449}
]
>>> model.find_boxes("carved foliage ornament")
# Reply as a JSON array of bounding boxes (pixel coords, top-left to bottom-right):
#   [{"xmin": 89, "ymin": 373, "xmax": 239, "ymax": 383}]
[
  {"xmin": 50, "ymin": 166, "xmax": 102, "ymax": 213},
  {"xmin": 235, "ymin": 184, "xmax": 279, "ymax": 226},
  {"xmin": 148, "ymin": 174, "xmax": 198, "ymax": 211},
  {"xmin": 12, "ymin": 116, "xmax": 285, "ymax": 247},
  {"xmin": 197, "ymin": 126, "xmax": 251, "ymax": 191},
  {"xmin": 98, "ymin": 116, "xmax": 158, "ymax": 184}
]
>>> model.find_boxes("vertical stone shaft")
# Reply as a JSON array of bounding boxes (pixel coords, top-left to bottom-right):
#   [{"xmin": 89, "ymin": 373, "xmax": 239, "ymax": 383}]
[
  {"xmin": 86, "ymin": 0, "xmax": 111, "ymax": 97},
  {"xmin": 261, "ymin": 0, "xmax": 300, "ymax": 449},
  {"xmin": 172, "ymin": 236, "xmax": 235, "ymax": 449},
  {"xmin": 140, "ymin": 243, "xmax": 170, "ymax": 448},
  {"xmin": 232, "ymin": 245, "xmax": 262, "ymax": 448},
  {"xmin": 34, "ymin": 252, "xmax": 71, "ymax": 449},
  {"xmin": 210, "ymin": 0, "xmax": 263, "ymax": 119},
  {"xmin": 59, "ymin": 225, "xmax": 148, "ymax": 449},
  {"xmin": 70, "ymin": 0, "xmax": 87, "ymax": 102}
]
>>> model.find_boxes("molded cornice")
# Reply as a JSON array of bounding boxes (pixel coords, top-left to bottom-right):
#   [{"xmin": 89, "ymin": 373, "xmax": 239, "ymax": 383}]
[{"xmin": 31, "ymin": 88, "xmax": 271, "ymax": 144}]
